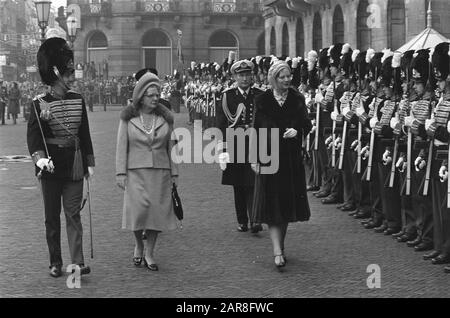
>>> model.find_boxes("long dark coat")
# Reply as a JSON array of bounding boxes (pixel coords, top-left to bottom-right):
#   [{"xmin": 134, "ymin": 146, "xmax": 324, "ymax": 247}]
[
  {"xmin": 8, "ymin": 86, "xmax": 20, "ymax": 115},
  {"xmin": 251, "ymin": 88, "xmax": 312, "ymax": 224}
]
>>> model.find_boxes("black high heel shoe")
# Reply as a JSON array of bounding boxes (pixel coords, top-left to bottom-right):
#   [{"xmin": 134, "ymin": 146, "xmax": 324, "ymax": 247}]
[{"xmin": 143, "ymin": 256, "xmax": 159, "ymax": 271}]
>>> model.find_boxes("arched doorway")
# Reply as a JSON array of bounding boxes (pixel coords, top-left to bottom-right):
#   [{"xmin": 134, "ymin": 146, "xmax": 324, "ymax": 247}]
[
  {"xmin": 86, "ymin": 31, "xmax": 108, "ymax": 79},
  {"xmin": 142, "ymin": 29, "xmax": 172, "ymax": 77},
  {"xmin": 357, "ymin": 0, "xmax": 371, "ymax": 50},
  {"xmin": 209, "ymin": 30, "xmax": 239, "ymax": 63},
  {"xmin": 270, "ymin": 27, "xmax": 276, "ymax": 55},
  {"xmin": 257, "ymin": 33, "xmax": 265, "ymax": 55},
  {"xmin": 312, "ymin": 12, "xmax": 322, "ymax": 52},
  {"xmin": 333, "ymin": 5, "xmax": 344, "ymax": 44},
  {"xmin": 296, "ymin": 18, "xmax": 305, "ymax": 57},
  {"xmin": 282, "ymin": 23, "xmax": 289, "ymax": 56},
  {"xmin": 388, "ymin": 0, "xmax": 405, "ymax": 50}
]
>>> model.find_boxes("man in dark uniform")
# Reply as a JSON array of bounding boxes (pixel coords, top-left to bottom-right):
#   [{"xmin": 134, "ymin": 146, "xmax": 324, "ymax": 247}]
[
  {"xmin": 27, "ymin": 37, "xmax": 95, "ymax": 278},
  {"xmin": 0, "ymin": 81, "xmax": 7, "ymax": 125},
  {"xmin": 319, "ymin": 44, "xmax": 345, "ymax": 205},
  {"xmin": 216, "ymin": 59, "xmax": 263, "ymax": 233}
]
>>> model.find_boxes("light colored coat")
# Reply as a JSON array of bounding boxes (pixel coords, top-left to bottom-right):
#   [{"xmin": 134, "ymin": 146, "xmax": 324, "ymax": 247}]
[{"xmin": 115, "ymin": 105, "xmax": 178, "ymax": 177}]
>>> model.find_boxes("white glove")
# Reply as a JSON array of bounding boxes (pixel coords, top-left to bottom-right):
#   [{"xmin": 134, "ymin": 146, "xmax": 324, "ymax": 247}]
[
  {"xmin": 396, "ymin": 156, "xmax": 404, "ymax": 169},
  {"xmin": 310, "ymin": 125, "xmax": 316, "ymax": 134},
  {"xmin": 425, "ymin": 118, "xmax": 434, "ymax": 131},
  {"xmin": 315, "ymin": 92, "xmax": 324, "ymax": 104},
  {"xmin": 36, "ymin": 158, "xmax": 54, "ymax": 172},
  {"xmin": 369, "ymin": 117, "xmax": 378, "ymax": 129},
  {"xmin": 439, "ymin": 165, "xmax": 448, "ymax": 182},
  {"xmin": 218, "ymin": 152, "xmax": 230, "ymax": 171},
  {"xmin": 447, "ymin": 121, "xmax": 450, "ymax": 133},
  {"xmin": 356, "ymin": 107, "xmax": 365, "ymax": 117},
  {"xmin": 305, "ymin": 96, "xmax": 312, "ymax": 106},
  {"xmin": 86, "ymin": 166, "xmax": 94, "ymax": 180},
  {"xmin": 382, "ymin": 150, "xmax": 392, "ymax": 166},
  {"xmin": 283, "ymin": 128, "xmax": 298, "ymax": 139},
  {"xmin": 350, "ymin": 140, "xmax": 358, "ymax": 150},
  {"xmin": 325, "ymin": 135, "xmax": 333, "ymax": 147},
  {"xmin": 414, "ymin": 156, "xmax": 426, "ymax": 171},
  {"xmin": 390, "ymin": 117, "xmax": 399, "ymax": 130},
  {"xmin": 251, "ymin": 163, "xmax": 260, "ymax": 174},
  {"xmin": 331, "ymin": 111, "xmax": 338, "ymax": 121},
  {"xmin": 342, "ymin": 107, "xmax": 350, "ymax": 117},
  {"xmin": 334, "ymin": 137, "xmax": 342, "ymax": 149},
  {"xmin": 361, "ymin": 146, "xmax": 369, "ymax": 160},
  {"xmin": 404, "ymin": 116, "xmax": 414, "ymax": 127}
]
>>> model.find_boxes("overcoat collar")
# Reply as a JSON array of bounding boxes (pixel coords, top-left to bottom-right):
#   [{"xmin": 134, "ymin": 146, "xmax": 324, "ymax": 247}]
[{"xmin": 129, "ymin": 115, "xmax": 166, "ymax": 135}]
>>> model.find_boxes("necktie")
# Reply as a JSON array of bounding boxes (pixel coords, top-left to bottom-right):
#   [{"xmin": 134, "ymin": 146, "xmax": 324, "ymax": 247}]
[{"xmin": 243, "ymin": 91, "xmax": 248, "ymax": 99}]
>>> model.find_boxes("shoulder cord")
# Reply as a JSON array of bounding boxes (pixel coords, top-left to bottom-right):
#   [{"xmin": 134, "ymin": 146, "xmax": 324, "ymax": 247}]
[
  {"xmin": 221, "ymin": 91, "xmax": 245, "ymax": 128},
  {"xmin": 32, "ymin": 99, "xmax": 50, "ymax": 158}
]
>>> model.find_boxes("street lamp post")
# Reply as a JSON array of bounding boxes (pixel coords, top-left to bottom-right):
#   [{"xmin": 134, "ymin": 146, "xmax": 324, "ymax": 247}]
[
  {"xmin": 66, "ymin": 16, "xmax": 78, "ymax": 48},
  {"xmin": 34, "ymin": 0, "xmax": 52, "ymax": 43}
]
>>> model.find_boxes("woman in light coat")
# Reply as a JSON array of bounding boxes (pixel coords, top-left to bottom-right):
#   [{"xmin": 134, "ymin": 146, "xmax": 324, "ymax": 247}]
[{"xmin": 116, "ymin": 72, "xmax": 179, "ymax": 271}]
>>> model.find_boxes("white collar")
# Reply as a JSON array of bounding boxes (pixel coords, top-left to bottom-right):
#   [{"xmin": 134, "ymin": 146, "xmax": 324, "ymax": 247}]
[{"xmin": 238, "ymin": 87, "xmax": 250, "ymax": 96}]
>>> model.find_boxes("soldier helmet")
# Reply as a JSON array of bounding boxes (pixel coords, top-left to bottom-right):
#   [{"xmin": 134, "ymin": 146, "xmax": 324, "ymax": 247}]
[
  {"xmin": 431, "ymin": 42, "xmax": 450, "ymax": 81},
  {"xmin": 400, "ymin": 50, "xmax": 415, "ymax": 82},
  {"xmin": 339, "ymin": 44, "xmax": 353, "ymax": 78},
  {"xmin": 411, "ymin": 49, "xmax": 431, "ymax": 85},
  {"xmin": 380, "ymin": 49, "xmax": 394, "ymax": 87},
  {"xmin": 328, "ymin": 43, "xmax": 344, "ymax": 68},
  {"xmin": 37, "ymin": 37, "xmax": 74, "ymax": 86},
  {"xmin": 319, "ymin": 48, "xmax": 329, "ymax": 71},
  {"xmin": 135, "ymin": 68, "xmax": 158, "ymax": 81},
  {"xmin": 368, "ymin": 52, "xmax": 383, "ymax": 81}
]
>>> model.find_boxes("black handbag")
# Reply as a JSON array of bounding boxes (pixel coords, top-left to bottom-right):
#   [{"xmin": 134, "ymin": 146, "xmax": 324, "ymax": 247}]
[{"xmin": 172, "ymin": 183, "xmax": 183, "ymax": 221}]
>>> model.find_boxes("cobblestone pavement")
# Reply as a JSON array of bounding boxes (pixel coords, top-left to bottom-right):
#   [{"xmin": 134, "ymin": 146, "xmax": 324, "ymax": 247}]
[{"xmin": 0, "ymin": 106, "xmax": 449, "ymax": 298}]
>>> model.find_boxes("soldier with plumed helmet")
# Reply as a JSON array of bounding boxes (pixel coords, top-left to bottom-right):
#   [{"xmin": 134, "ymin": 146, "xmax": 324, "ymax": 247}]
[{"xmin": 27, "ymin": 37, "xmax": 95, "ymax": 278}]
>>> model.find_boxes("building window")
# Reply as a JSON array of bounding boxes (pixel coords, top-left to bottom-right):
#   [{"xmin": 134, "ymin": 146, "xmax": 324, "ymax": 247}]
[
  {"xmin": 87, "ymin": 31, "xmax": 108, "ymax": 79},
  {"xmin": 282, "ymin": 23, "xmax": 289, "ymax": 56},
  {"xmin": 296, "ymin": 18, "xmax": 304, "ymax": 57},
  {"xmin": 357, "ymin": 0, "xmax": 371, "ymax": 50},
  {"xmin": 142, "ymin": 29, "xmax": 172, "ymax": 77},
  {"xmin": 388, "ymin": 0, "xmax": 405, "ymax": 50},
  {"xmin": 257, "ymin": 32, "xmax": 265, "ymax": 55},
  {"xmin": 312, "ymin": 12, "xmax": 322, "ymax": 53},
  {"xmin": 270, "ymin": 27, "xmax": 276, "ymax": 55},
  {"xmin": 208, "ymin": 30, "xmax": 239, "ymax": 63},
  {"xmin": 333, "ymin": 5, "xmax": 344, "ymax": 44}
]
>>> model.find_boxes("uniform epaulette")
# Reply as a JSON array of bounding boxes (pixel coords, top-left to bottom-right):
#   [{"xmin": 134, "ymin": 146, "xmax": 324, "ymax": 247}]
[
  {"xmin": 32, "ymin": 93, "xmax": 46, "ymax": 101},
  {"xmin": 222, "ymin": 87, "xmax": 234, "ymax": 94}
]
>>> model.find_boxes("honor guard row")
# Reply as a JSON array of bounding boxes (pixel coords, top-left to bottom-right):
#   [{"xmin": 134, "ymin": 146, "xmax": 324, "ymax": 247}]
[{"xmin": 297, "ymin": 42, "xmax": 450, "ymax": 274}]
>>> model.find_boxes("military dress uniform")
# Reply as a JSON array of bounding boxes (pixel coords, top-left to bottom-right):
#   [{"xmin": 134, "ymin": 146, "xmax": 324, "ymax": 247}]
[
  {"xmin": 426, "ymin": 42, "xmax": 450, "ymax": 265},
  {"xmin": 405, "ymin": 50, "xmax": 435, "ymax": 251},
  {"xmin": 358, "ymin": 51, "xmax": 385, "ymax": 229},
  {"xmin": 320, "ymin": 77, "xmax": 345, "ymax": 204},
  {"xmin": 216, "ymin": 60, "xmax": 263, "ymax": 232},
  {"xmin": 26, "ymin": 38, "xmax": 95, "ymax": 277}
]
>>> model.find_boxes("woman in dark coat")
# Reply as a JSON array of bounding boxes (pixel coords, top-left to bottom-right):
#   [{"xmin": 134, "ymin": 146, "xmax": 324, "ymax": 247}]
[
  {"xmin": 8, "ymin": 82, "xmax": 21, "ymax": 124},
  {"xmin": 251, "ymin": 61, "xmax": 312, "ymax": 268}
]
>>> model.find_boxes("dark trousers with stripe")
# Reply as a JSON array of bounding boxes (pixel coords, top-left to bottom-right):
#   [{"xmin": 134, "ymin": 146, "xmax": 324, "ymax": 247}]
[
  {"xmin": 411, "ymin": 167, "xmax": 433, "ymax": 245},
  {"xmin": 233, "ymin": 186, "xmax": 254, "ymax": 226},
  {"xmin": 41, "ymin": 178, "xmax": 85, "ymax": 267},
  {"xmin": 379, "ymin": 162, "xmax": 401, "ymax": 229}
]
